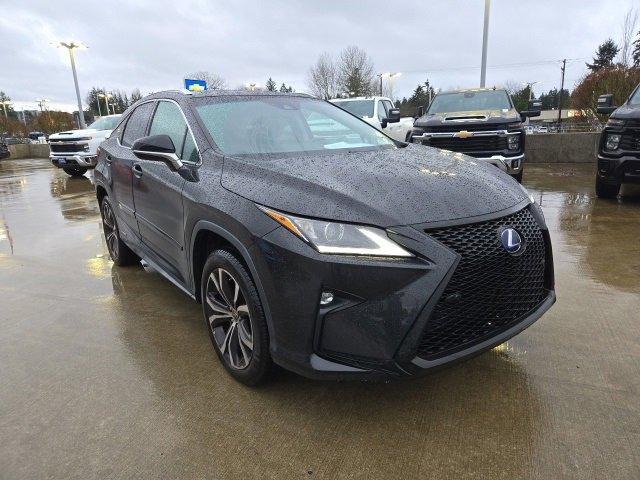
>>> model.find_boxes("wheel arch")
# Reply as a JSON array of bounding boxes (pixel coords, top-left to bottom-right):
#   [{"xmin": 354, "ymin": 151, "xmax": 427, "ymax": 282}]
[{"xmin": 190, "ymin": 220, "xmax": 275, "ymax": 341}]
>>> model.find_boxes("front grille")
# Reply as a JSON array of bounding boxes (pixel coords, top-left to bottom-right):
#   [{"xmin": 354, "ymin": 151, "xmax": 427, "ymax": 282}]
[
  {"xmin": 417, "ymin": 207, "xmax": 547, "ymax": 360},
  {"xmin": 619, "ymin": 131, "xmax": 640, "ymax": 152},
  {"xmin": 50, "ymin": 143, "xmax": 86, "ymax": 153},
  {"xmin": 428, "ymin": 135, "xmax": 507, "ymax": 153}
]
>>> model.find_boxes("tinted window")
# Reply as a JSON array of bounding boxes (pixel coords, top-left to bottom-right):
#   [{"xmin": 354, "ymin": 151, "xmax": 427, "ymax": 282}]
[
  {"xmin": 181, "ymin": 131, "xmax": 199, "ymax": 163},
  {"xmin": 121, "ymin": 103, "xmax": 154, "ymax": 147},
  {"xmin": 332, "ymin": 100, "xmax": 375, "ymax": 118},
  {"xmin": 194, "ymin": 96, "xmax": 394, "ymax": 156},
  {"xmin": 427, "ymin": 90, "xmax": 512, "ymax": 114},
  {"xmin": 377, "ymin": 101, "xmax": 387, "ymax": 121},
  {"xmin": 149, "ymin": 101, "xmax": 188, "ymax": 155}
]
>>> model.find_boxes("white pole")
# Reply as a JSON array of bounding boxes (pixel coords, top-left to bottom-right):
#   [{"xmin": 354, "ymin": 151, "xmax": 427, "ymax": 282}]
[
  {"xmin": 67, "ymin": 47, "xmax": 86, "ymax": 128},
  {"xmin": 480, "ymin": 0, "xmax": 491, "ymax": 88}
]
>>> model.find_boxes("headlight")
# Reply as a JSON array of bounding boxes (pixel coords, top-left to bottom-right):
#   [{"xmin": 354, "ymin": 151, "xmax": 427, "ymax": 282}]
[
  {"xmin": 605, "ymin": 134, "xmax": 621, "ymax": 150},
  {"xmin": 507, "ymin": 134, "xmax": 520, "ymax": 150},
  {"xmin": 606, "ymin": 118, "xmax": 624, "ymax": 128},
  {"xmin": 258, "ymin": 206, "xmax": 413, "ymax": 257}
]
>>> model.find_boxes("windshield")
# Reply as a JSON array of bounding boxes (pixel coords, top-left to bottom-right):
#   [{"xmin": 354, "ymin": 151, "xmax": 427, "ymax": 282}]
[
  {"xmin": 193, "ymin": 96, "xmax": 395, "ymax": 156},
  {"xmin": 331, "ymin": 100, "xmax": 375, "ymax": 118},
  {"xmin": 629, "ymin": 86, "xmax": 640, "ymax": 105},
  {"xmin": 88, "ymin": 115, "xmax": 121, "ymax": 131},
  {"xmin": 427, "ymin": 90, "xmax": 512, "ymax": 114}
]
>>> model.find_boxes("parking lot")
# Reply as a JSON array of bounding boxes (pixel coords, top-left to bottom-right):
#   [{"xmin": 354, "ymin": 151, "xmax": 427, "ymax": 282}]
[{"xmin": 1, "ymin": 158, "xmax": 639, "ymax": 479}]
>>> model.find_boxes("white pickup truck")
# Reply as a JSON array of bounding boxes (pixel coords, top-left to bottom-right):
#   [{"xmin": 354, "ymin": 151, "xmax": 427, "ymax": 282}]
[
  {"xmin": 48, "ymin": 114, "xmax": 121, "ymax": 176},
  {"xmin": 330, "ymin": 96, "xmax": 414, "ymax": 142}
]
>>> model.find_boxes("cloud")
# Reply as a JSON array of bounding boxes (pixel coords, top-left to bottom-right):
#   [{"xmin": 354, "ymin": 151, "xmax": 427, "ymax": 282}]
[{"xmin": 0, "ymin": 0, "xmax": 635, "ymax": 109}]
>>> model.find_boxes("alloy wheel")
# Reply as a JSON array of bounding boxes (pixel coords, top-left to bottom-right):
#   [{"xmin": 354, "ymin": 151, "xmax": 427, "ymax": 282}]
[
  {"xmin": 102, "ymin": 201, "xmax": 119, "ymax": 260},
  {"xmin": 205, "ymin": 268, "xmax": 254, "ymax": 370}
]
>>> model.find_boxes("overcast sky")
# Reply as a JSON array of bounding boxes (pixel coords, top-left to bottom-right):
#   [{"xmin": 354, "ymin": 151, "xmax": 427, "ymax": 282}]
[{"xmin": 1, "ymin": 0, "xmax": 638, "ymax": 112}]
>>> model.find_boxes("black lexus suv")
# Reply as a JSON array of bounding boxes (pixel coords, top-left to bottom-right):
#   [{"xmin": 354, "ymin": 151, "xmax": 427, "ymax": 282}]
[
  {"xmin": 595, "ymin": 86, "xmax": 640, "ymax": 198},
  {"xmin": 94, "ymin": 90, "xmax": 555, "ymax": 385},
  {"xmin": 409, "ymin": 88, "xmax": 541, "ymax": 182}
]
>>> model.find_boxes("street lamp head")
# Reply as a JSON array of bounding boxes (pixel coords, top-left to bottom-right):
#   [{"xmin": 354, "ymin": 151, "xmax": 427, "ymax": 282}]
[{"xmin": 52, "ymin": 40, "xmax": 87, "ymax": 50}]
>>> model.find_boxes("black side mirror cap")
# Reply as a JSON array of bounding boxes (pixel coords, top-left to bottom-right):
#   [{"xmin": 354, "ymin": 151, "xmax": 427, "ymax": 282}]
[
  {"xmin": 132, "ymin": 134, "xmax": 183, "ymax": 170},
  {"xmin": 597, "ymin": 94, "xmax": 616, "ymax": 114},
  {"xmin": 416, "ymin": 106, "xmax": 425, "ymax": 118},
  {"xmin": 386, "ymin": 108, "xmax": 401, "ymax": 123}
]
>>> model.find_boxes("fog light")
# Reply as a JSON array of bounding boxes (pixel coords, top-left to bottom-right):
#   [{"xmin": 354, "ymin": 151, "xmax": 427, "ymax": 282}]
[
  {"xmin": 507, "ymin": 135, "xmax": 520, "ymax": 150},
  {"xmin": 320, "ymin": 291, "xmax": 334, "ymax": 305},
  {"xmin": 606, "ymin": 134, "xmax": 621, "ymax": 151},
  {"xmin": 512, "ymin": 159, "xmax": 521, "ymax": 169}
]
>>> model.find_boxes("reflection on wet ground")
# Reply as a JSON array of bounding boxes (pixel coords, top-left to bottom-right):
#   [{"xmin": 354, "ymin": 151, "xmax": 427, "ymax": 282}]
[{"xmin": 1, "ymin": 159, "xmax": 639, "ymax": 479}]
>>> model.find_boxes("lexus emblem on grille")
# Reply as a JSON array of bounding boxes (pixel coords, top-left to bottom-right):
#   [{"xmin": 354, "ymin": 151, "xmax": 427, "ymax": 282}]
[{"xmin": 500, "ymin": 228, "xmax": 523, "ymax": 254}]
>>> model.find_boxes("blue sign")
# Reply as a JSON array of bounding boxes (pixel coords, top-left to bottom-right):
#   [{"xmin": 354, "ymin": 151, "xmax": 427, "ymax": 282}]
[{"xmin": 184, "ymin": 79, "xmax": 207, "ymax": 92}]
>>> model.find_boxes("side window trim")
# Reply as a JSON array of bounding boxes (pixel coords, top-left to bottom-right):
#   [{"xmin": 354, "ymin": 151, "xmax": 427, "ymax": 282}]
[
  {"xmin": 155, "ymin": 98, "xmax": 201, "ymax": 165},
  {"xmin": 118, "ymin": 100, "xmax": 156, "ymax": 149}
]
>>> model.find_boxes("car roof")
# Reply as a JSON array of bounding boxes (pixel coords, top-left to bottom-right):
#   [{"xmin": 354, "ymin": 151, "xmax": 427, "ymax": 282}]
[
  {"xmin": 143, "ymin": 89, "xmax": 313, "ymax": 102},
  {"xmin": 436, "ymin": 87, "xmax": 507, "ymax": 95}
]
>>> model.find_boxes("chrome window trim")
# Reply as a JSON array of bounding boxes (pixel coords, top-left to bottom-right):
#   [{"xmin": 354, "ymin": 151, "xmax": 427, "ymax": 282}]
[{"xmin": 117, "ymin": 98, "xmax": 202, "ymax": 166}]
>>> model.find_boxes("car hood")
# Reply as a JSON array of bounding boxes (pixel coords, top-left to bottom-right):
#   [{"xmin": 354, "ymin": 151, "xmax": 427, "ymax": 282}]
[
  {"xmin": 414, "ymin": 109, "xmax": 520, "ymax": 128},
  {"xmin": 221, "ymin": 145, "xmax": 527, "ymax": 227},
  {"xmin": 610, "ymin": 104, "xmax": 640, "ymax": 120},
  {"xmin": 49, "ymin": 128, "xmax": 109, "ymax": 139}
]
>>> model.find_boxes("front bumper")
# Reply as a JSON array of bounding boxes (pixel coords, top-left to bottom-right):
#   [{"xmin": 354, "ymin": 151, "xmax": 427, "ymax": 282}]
[
  {"xmin": 50, "ymin": 154, "xmax": 98, "ymax": 168},
  {"xmin": 251, "ymin": 203, "xmax": 555, "ymax": 380},
  {"xmin": 597, "ymin": 154, "xmax": 640, "ymax": 184}
]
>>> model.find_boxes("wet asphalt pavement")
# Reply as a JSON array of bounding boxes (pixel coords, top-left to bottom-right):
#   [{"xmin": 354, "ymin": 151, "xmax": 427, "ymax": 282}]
[{"xmin": 1, "ymin": 158, "xmax": 639, "ymax": 479}]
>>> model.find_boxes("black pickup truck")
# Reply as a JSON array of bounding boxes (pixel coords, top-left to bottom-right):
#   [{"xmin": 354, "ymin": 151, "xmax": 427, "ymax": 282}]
[
  {"xmin": 409, "ymin": 88, "xmax": 541, "ymax": 182},
  {"xmin": 595, "ymin": 86, "xmax": 640, "ymax": 198}
]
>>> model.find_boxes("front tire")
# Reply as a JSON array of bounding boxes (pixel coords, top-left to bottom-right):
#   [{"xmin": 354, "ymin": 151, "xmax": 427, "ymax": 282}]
[
  {"xmin": 595, "ymin": 176, "xmax": 620, "ymax": 199},
  {"xmin": 201, "ymin": 249, "xmax": 272, "ymax": 386},
  {"xmin": 63, "ymin": 166, "xmax": 88, "ymax": 177},
  {"xmin": 100, "ymin": 196, "xmax": 140, "ymax": 266}
]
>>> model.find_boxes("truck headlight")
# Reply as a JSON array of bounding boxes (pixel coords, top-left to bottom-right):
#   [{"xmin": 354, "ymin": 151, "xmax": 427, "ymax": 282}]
[
  {"xmin": 507, "ymin": 134, "xmax": 520, "ymax": 150},
  {"xmin": 258, "ymin": 206, "xmax": 413, "ymax": 257},
  {"xmin": 605, "ymin": 134, "xmax": 621, "ymax": 151}
]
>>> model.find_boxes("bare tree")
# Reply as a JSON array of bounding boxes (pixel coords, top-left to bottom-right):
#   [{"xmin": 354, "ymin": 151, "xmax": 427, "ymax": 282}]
[
  {"xmin": 620, "ymin": 7, "xmax": 638, "ymax": 66},
  {"xmin": 337, "ymin": 46, "xmax": 375, "ymax": 97},
  {"xmin": 307, "ymin": 53, "xmax": 338, "ymax": 99},
  {"xmin": 185, "ymin": 71, "xmax": 227, "ymax": 90}
]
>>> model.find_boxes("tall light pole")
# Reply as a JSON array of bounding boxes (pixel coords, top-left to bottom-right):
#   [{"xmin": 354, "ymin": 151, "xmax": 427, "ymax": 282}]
[
  {"xmin": 480, "ymin": 0, "xmax": 491, "ymax": 87},
  {"xmin": 54, "ymin": 41, "xmax": 87, "ymax": 128},
  {"xmin": 377, "ymin": 72, "xmax": 401, "ymax": 98}
]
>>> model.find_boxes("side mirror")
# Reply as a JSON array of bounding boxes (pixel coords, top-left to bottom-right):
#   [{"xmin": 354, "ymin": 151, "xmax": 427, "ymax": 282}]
[
  {"xmin": 416, "ymin": 106, "xmax": 425, "ymax": 118},
  {"xmin": 132, "ymin": 134, "xmax": 183, "ymax": 170},
  {"xmin": 596, "ymin": 94, "xmax": 616, "ymax": 114},
  {"xmin": 521, "ymin": 99, "xmax": 542, "ymax": 119},
  {"xmin": 386, "ymin": 108, "xmax": 401, "ymax": 123}
]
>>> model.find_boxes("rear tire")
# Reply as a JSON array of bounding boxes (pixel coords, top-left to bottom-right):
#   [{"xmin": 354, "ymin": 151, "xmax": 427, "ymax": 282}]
[
  {"xmin": 201, "ymin": 249, "xmax": 272, "ymax": 386},
  {"xmin": 63, "ymin": 166, "xmax": 88, "ymax": 177},
  {"xmin": 595, "ymin": 176, "xmax": 620, "ymax": 199},
  {"xmin": 100, "ymin": 196, "xmax": 140, "ymax": 266}
]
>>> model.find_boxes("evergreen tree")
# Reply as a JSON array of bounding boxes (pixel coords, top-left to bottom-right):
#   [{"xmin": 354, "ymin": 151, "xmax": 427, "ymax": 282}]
[
  {"xmin": 586, "ymin": 39, "xmax": 620, "ymax": 71},
  {"xmin": 265, "ymin": 77, "xmax": 277, "ymax": 91}
]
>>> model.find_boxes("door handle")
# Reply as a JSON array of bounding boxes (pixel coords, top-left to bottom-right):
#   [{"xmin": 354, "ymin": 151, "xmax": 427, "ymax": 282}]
[{"xmin": 132, "ymin": 164, "xmax": 143, "ymax": 178}]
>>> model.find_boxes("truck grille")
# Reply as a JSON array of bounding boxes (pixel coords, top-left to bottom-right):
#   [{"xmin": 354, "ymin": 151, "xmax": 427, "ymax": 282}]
[
  {"xmin": 50, "ymin": 143, "xmax": 86, "ymax": 153},
  {"xmin": 619, "ymin": 132, "xmax": 640, "ymax": 152},
  {"xmin": 417, "ymin": 207, "xmax": 548, "ymax": 360},
  {"xmin": 428, "ymin": 135, "xmax": 507, "ymax": 153}
]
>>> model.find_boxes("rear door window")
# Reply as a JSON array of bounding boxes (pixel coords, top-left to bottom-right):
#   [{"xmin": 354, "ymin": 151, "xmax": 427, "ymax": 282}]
[{"xmin": 121, "ymin": 102, "xmax": 155, "ymax": 147}]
